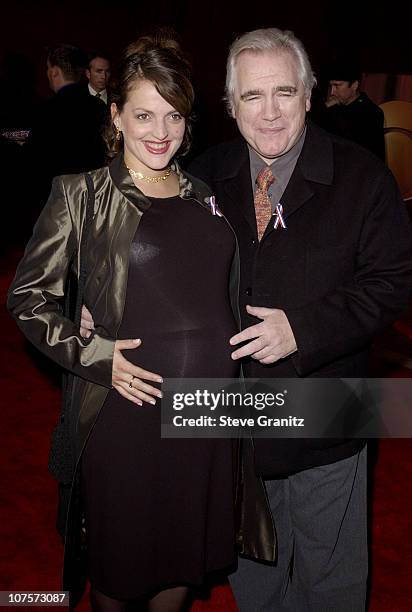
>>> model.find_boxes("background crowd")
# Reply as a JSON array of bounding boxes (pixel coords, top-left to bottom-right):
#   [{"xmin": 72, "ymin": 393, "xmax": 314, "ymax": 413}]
[{"xmin": 1, "ymin": 0, "xmax": 411, "ymax": 251}]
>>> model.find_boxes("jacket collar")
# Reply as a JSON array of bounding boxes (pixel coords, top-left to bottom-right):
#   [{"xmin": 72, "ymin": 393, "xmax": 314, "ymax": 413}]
[
  {"xmin": 211, "ymin": 121, "xmax": 334, "ymax": 185},
  {"xmin": 207, "ymin": 121, "xmax": 335, "ymax": 238},
  {"xmin": 262, "ymin": 122, "xmax": 334, "ymax": 238},
  {"xmin": 295, "ymin": 120, "xmax": 334, "ymax": 185},
  {"xmin": 212, "ymin": 137, "xmax": 250, "ymax": 182},
  {"xmin": 108, "ymin": 153, "xmax": 201, "ymax": 212}
]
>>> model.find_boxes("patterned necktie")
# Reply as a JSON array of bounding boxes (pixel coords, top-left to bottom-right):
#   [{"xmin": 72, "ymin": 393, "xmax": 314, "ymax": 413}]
[{"xmin": 254, "ymin": 166, "xmax": 275, "ymax": 241}]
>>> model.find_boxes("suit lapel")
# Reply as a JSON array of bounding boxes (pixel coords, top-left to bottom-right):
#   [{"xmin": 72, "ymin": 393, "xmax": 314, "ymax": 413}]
[
  {"xmin": 262, "ymin": 122, "xmax": 334, "ymax": 241},
  {"xmin": 220, "ymin": 154, "xmax": 257, "ymax": 237},
  {"xmin": 262, "ymin": 165, "xmax": 314, "ymax": 240},
  {"xmin": 281, "ymin": 164, "xmax": 315, "ymax": 219},
  {"xmin": 211, "ymin": 139, "xmax": 257, "ymax": 237}
]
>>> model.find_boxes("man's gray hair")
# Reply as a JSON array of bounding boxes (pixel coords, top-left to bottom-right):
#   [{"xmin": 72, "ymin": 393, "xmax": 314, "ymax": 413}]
[{"xmin": 225, "ymin": 28, "xmax": 316, "ymax": 115}]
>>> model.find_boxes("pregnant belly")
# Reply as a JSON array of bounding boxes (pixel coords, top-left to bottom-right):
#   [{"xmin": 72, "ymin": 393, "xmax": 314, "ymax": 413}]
[{"xmin": 120, "ymin": 327, "xmax": 239, "ymax": 379}]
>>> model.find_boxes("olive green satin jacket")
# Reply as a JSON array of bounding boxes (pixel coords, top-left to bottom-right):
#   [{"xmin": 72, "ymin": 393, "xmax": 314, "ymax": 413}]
[
  {"xmin": 8, "ymin": 155, "xmax": 276, "ymax": 597},
  {"xmin": 8, "ymin": 154, "xmax": 241, "ymax": 477}
]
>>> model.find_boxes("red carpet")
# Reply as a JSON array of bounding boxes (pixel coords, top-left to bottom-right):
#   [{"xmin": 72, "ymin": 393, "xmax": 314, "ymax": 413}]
[{"xmin": 1, "ymin": 249, "xmax": 411, "ymax": 611}]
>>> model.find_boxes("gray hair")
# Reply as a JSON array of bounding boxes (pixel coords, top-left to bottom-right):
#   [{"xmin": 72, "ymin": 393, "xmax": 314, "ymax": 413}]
[{"xmin": 225, "ymin": 28, "xmax": 316, "ymax": 115}]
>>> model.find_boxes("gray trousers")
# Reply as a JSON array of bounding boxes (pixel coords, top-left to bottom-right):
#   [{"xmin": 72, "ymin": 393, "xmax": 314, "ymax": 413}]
[{"xmin": 230, "ymin": 447, "xmax": 368, "ymax": 611}]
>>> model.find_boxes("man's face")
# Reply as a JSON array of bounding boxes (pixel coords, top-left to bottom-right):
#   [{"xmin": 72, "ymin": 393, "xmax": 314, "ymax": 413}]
[
  {"xmin": 231, "ymin": 50, "xmax": 310, "ymax": 163},
  {"xmin": 329, "ymin": 80, "xmax": 358, "ymax": 105},
  {"xmin": 86, "ymin": 57, "xmax": 111, "ymax": 92},
  {"xmin": 46, "ymin": 61, "xmax": 53, "ymax": 89},
  {"xmin": 46, "ymin": 60, "xmax": 59, "ymax": 93}
]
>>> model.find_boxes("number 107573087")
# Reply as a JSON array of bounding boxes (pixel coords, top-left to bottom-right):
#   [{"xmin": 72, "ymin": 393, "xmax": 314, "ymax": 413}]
[{"xmin": 0, "ymin": 592, "xmax": 68, "ymax": 606}]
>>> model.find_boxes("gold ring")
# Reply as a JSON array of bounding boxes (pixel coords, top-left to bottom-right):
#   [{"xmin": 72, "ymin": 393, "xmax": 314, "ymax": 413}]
[{"xmin": 128, "ymin": 376, "xmax": 135, "ymax": 389}]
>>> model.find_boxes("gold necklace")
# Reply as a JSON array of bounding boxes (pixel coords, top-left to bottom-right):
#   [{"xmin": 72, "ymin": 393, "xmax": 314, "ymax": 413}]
[{"xmin": 127, "ymin": 166, "xmax": 172, "ymax": 183}]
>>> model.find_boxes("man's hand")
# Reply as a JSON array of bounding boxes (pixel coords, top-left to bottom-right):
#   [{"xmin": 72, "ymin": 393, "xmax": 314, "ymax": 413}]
[
  {"xmin": 230, "ymin": 305, "xmax": 297, "ymax": 364},
  {"xmin": 325, "ymin": 93, "xmax": 339, "ymax": 108},
  {"xmin": 112, "ymin": 339, "xmax": 163, "ymax": 406},
  {"xmin": 80, "ymin": 305, "xmax": 95, "ymax": 338}
]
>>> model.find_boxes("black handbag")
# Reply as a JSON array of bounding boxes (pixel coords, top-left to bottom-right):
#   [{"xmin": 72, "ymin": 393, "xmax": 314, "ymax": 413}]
[{"xmin": 235, "ymin": 436, "xmax": 277, "ymax": 563}]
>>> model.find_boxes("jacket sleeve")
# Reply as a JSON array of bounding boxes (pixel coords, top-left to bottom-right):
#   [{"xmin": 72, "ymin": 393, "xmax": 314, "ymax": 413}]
[
  {"xmin": 285, "ymin": 169, "xmax": 412, "ymax": 376},
  {"xmin": 7, "ymin": 176, "xmax": 115, "ymax": 388}
]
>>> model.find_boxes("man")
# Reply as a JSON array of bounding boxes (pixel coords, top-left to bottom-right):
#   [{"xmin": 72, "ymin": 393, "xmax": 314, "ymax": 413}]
[
  {"xmin": 316, "ymin": 59, "xmax": 385, "ymax": 160},
  {"xmin": 80, "ymin": 29, "xmax": 411, "ymax": 610},
  {"xmin": 85, "ymin": 52, "xmax": 111, "ymax": 104},
  {"xmin": 26, "ymin": 44, "xmax": 107, "ymax": 211},
  {"xmin": 188, "ymin": 29, "xmax": 411, "ymax": 611}
]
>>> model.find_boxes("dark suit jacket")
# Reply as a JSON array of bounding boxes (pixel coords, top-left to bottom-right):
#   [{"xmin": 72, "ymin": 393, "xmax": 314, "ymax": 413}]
[
  {"xmin": 190, "ymin": 121, "xmax": 412, "ymax": 476},
  {"xmin": 315, "ymin": 92, "xmax": 385, "ymax": 161},
  {"xmin": 25, "ymin": 82, "xmax": 107, "ymax": 211}
]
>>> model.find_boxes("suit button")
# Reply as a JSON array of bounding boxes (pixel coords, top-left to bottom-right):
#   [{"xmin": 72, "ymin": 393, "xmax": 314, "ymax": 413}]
[
  {"xmin": 251, "ymin": 239, "xmax": 256, "ymax": 246},
  {"xmin": 245, "ymin": 287, "xmax": 252, "ymax": 296}
]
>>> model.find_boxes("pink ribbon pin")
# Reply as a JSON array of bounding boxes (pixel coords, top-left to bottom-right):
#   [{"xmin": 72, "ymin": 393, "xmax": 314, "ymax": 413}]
[
  {"xmin": 273, "ymin": 203, "xmax": 287, "ymax": 229},
  {"xmin": 209, "ymin": 195, "xmax": 223, "ymax": 217}
]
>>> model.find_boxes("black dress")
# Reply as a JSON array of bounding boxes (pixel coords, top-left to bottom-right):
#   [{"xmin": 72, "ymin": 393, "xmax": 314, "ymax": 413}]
[{"xmin": 81, "ymin": 194, "xmax": 239, "ymax": 600}]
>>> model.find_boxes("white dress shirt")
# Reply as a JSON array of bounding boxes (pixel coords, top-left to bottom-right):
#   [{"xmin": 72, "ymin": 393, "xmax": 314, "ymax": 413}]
[{"xmin": 88, "ymin": 84, "xmax": 108, "ymax": 104}]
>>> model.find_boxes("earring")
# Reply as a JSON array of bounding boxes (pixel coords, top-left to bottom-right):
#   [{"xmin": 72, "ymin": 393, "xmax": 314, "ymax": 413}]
[{"xmin": 115, "ymin": 126, "xmax": 122, "ymax": 141}]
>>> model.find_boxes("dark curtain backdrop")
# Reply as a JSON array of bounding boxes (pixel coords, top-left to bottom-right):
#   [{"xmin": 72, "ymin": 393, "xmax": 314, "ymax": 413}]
[
  {"xmin": 363, "ymin": 74, "xmax": 412, "ymax": 104},
  {"xmin": 1, "ymin": 0, "xmax": 411, "ymax": 145}
]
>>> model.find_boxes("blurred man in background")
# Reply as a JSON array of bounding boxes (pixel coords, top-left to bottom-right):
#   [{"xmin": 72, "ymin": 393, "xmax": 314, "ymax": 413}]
[
  {"xmin": 85, "ymin": 51, "xmax": 111, "ymax": 105},
  {"xmin": 26, "ymin": 44, "xmax": 107, "ymax": 217},
  {"xmin": 318, "ymin": 58, "xmax": 385, "ymax": 160}
]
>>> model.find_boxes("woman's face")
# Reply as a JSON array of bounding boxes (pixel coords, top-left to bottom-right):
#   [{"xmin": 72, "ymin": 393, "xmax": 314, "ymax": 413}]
[{"xmin": 112, "ymin": 79, "xmax": 186, "ymax": 173}]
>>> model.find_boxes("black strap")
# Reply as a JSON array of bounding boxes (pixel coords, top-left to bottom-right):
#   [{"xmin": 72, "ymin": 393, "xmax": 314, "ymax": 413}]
[
  {"xmin": 49, "ymin": 174, "xmax": 96, "ymax": 481},
  {"xmin": 63, "ymin": 175, "xmax": 94, "ymax": 414},
  {"xmin": 73, "ymin": 173, "xmax": 95, "ymax": 325}
]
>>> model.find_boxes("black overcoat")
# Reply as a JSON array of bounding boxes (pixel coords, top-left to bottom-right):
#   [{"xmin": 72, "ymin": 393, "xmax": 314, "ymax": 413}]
[{"xmin": 190, "ymin": 121, "xmax": 412, "ymax": 476}]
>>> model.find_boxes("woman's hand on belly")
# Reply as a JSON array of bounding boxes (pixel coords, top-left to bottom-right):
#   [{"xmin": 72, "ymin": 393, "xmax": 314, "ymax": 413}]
[{"xmin": 112, "ymin": 339, "xmax": 163, "ymax": 406}]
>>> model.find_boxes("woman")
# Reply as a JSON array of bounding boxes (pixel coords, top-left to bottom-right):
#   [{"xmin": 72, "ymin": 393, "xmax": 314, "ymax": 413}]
[{"xmin": 8, "ymin": 35, "xmax": 241, "ymax": 611}]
